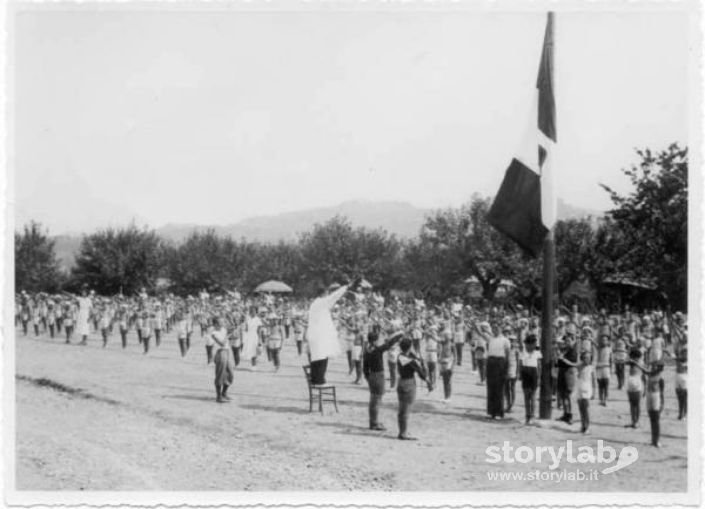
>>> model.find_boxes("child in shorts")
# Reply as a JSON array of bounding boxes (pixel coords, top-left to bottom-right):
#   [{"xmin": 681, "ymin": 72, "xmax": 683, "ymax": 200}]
[{"xmin": 576, "ymin": 351, "xmax": 595, "ymax": 434}]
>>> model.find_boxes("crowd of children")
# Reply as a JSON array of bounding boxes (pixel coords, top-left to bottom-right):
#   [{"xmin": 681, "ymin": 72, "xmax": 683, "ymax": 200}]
[{"xmin": 16, "ymin": 287, "xmax": 687, "ymax": 446}]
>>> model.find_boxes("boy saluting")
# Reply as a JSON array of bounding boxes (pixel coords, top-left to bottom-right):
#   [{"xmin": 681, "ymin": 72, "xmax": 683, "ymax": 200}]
[{"xmin": 364, "ymin": 323, "xmax": 403, "ymax": 431}]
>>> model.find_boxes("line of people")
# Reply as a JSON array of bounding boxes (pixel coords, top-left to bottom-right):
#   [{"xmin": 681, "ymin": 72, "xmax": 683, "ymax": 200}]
[{"xmin": 17, "ymin": 287, "xmax": 687, "ymax": 446}]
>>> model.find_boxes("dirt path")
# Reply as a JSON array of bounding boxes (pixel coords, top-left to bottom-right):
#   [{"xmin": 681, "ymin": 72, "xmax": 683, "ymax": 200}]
[{"xmin": 14, "ymin": 328, "xmax": 687, "ymax": 491}]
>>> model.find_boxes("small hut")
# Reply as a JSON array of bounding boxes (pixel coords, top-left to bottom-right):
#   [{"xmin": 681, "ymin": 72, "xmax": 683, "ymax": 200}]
[{"xmin": 602, "ymin": 274, "xmax": 660, "ymax": 311}]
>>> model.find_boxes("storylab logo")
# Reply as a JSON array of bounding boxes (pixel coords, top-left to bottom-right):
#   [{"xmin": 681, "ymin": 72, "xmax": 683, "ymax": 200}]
[{"xmin": 485, "ymin": 440, "xmax": 639, "ymax": 476}]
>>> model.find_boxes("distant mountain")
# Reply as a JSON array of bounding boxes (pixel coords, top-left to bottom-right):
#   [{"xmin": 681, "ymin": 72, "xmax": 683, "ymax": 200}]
[
  {"xmin": 49, "ymin": 199, "xmax": 604, "ymax": 270},
  {"xmin": 157, "ymin": 200, "xmax": 428, "ymax": 244},
  {"xmin": 557, "ymin": 199, "xmax": 603, "ymax": 223}
]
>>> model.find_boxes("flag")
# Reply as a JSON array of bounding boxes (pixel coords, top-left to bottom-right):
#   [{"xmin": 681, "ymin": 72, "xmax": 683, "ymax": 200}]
[{"xmin": 488, "ymin": 12, "xmax": 557, "ymax": 257}]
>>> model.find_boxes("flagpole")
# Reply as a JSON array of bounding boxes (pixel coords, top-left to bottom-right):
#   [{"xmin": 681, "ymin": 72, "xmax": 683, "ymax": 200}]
[
  {"xmin": 539, "ymin": 11, "xmax": 556, "ymax": 420},
  {"xmin": 539, "ymin": 229, "xmax": 555, "ymax": 419},
  {"xmin": 487, "ymin": 11, "xmax": 556, "ymax": 420}
]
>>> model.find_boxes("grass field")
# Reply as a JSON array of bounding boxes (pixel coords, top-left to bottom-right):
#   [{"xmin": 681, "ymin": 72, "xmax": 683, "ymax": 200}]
[{"xmin": 13, "ymin": 326, "xmax": 687, "ymax": 491}]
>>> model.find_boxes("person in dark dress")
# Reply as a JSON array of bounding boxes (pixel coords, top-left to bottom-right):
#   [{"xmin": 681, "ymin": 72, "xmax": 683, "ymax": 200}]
[{"xmin": 485, "ymin": 325, "xmax": 510, "ymax": 419}]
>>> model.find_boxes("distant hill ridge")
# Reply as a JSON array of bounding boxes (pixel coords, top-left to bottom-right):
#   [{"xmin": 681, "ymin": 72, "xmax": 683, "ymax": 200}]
[
  {"xmin": 157, "ymin": 200, "xmax": 427, "ymax": 243},
  {"xmin": 51, "ymin": 199, "xmax": 603, "ymax": 271}
]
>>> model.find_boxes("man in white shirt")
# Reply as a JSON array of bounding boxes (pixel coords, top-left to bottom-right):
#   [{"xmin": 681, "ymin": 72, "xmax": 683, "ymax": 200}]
[{"xmin": 307, "ymin": 279, "xmax": 361, "ymax": 385}]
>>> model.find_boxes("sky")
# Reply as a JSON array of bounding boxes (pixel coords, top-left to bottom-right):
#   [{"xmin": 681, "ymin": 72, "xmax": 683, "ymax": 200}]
[{"xmin": 10, "ymin": 3, "xmax": 694, "ymax": 234}]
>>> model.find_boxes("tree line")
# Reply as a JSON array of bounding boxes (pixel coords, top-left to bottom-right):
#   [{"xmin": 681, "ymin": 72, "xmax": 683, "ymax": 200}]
[{"xmin": 15, "ymin": 144, "xmax": 687, "ymax": 310}]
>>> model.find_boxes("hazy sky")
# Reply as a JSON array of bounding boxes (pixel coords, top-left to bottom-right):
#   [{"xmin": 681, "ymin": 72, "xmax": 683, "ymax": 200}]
[{"xmin": 11, "ymin": 3, "xmax": 693, "ymax": 234}]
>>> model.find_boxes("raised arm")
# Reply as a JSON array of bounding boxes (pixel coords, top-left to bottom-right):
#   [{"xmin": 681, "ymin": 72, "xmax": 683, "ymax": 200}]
[
  {"xmin": 211, "ymin": 329, "xmax": 228, "ymax": 348},
  {"xmin": 628, "ymin": 359, "xmax": 653, "ymax": 376},
  {"xmin": 369, "ymin": 331, "xmax": 403, "ymax": 354},
  {"xmin": 557, "ymin": 354, "xmax": 579, "ymax": 367},
  {"xmin": 323, "ymin": 285, "xmax": 349, "ymax": 310}
]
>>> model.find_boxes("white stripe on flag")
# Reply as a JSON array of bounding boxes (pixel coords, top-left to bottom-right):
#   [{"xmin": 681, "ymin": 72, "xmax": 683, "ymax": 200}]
[
  {"xmin": 514, "ymin": 90, "xmax": 540, "ymax": 174},
  {"xmin": 506, "ymin": 89, "xmax": 556, "ymax": 230},
  {"xmin": 540, "ymin": 134, "xmax": 556, "ymax": 229}
]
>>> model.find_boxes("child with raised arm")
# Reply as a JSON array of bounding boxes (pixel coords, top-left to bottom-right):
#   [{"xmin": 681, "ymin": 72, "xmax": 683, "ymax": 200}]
[
  {"xmin": 229, "ymin": 316, "xmax": 243, "ymax": 367},
  {"xmin": 423, "ymin": 324, "xmax": 439, "ymax": 388},
  {"xmin": 63, "ymin": 304, "xmax": 75, "ymax": 343},
  {"xmin": 351, "ymin": 325, "xmax": 364, "ymax": 384},
  {"xmin": 364, "ymin": 325, "xmax": 402, "ymax": 431},
  {"xmin": 293, "ymin": 318, "xmax": 304, "ymax": 356},
  {"xmin": 519, "ymin": 334, "xmax": 542, "ymax": 425},
  {"xmin": 343, "ymin": 318, "xmax": 355, "ymax": 375},
  {"xmin": 613, "ymin": 331, "xmax": 628, "ymax": 390},
  {"xmin": 140, "ymin": 311, "xmax": 152, "ymax": 354},
  {"xmin": 100, "ymin": 306, "xmax": 111, "ymax": 347},
  {"xmin": 46, "ymin": 303, "xmax": 56, "ymax": 339},
  {"xmin": 387, "ymin": 333, "xmax": 400, "ymax": 389},
  {"xmin": 556, "ymin": 333, "xmax": 579, "ymax": 425},
  {"xmin": 176, "ymin": 312, "xmax": 189, "ymax": 357},
  {"xmin": 645, "ymin": 362, "xmax": 665, "ymax": 447},
  {"xmin": 118, "ymin": 306, "xmax": 129, "ymax": 349},
  {"xmin": 576, "ymin": 351, "xmax": 596, "ymax": 434},
  {"xmin": 267, "ymin": 316, "xmax": 285, "ymax": 372},
  {"xmin": 474, "ymin": 326, "xmax": 488, "ymax": 385},
  {"xmin": 396, "ymin": 337, "xmax": 434, "ymax": 440},
  {"xmin": 505, "ymin": 332, "xmax": 520, "ymax": 413},
  {"xmin": 595, "ymin": 334, "xmax": 612, "ymax": 406},
  {"xmin": 438, "ymin": 325, "xmax": 456, "ymax": 403},
  {"xmin": 625, "ymin": 345, "xmax": 664, "ymax": 444},
  {"xmin": 675, "ymin": 341, "xmax": 687, "ymax": 420},
  {"xmin": 624, "ymin": 348, "xmax": 645, "ymax": 429},
  {"xmin": 647, "ymin": 327, "xmax": 667, "ymax": 411}
]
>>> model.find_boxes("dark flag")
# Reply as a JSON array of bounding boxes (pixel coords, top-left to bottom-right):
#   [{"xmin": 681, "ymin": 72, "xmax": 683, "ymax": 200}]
[{"xmin": 488, "ymin": 12, "xmax": 557, "ymax": 257}]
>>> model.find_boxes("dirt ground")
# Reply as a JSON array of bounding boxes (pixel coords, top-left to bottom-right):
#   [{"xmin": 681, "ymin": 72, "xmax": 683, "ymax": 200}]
[{"xmin": 13, "ymin": 327, "xmax": 687, "ymax": 491}]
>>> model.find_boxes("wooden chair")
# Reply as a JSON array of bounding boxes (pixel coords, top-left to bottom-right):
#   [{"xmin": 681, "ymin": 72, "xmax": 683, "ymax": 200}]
[{"xmin": 303, "ymin": 365, "xmax": 338, "ymax": 413}]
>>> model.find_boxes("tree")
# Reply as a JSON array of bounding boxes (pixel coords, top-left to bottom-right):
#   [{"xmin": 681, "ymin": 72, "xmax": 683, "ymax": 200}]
[
  {"xmin": 554, "ymin": 218, "xmax": 599, "ymax": 293},
  {"xmin": 298, "ymin": 216, "xmax": 403, "ymax": 295},
  {"xmin": 70, "ymin": 224, "xmax": 164, "ymax": 295},
  {"xmin": 411, "ymin": 194, "xmax": 537, "ymax": 301},
  {"xmin": 168, "ymin": 230, "xmax": 238, "ymax": 296},
  {"xmin": 15, "ymin": 221, "xmax": 63, "ymax": 292},
  {"xmin": 600, "ymin": 143, "xmax": 687, "ymax": 309},
  {"xmin": 240, "ymin": 241, "xmax": 304, "ymax": 293}
]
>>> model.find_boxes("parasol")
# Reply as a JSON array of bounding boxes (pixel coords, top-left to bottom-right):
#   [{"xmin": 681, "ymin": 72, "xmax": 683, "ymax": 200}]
[{"xmin": 254, "ymin": 280, "xmax": 293, "ymax": 294}]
